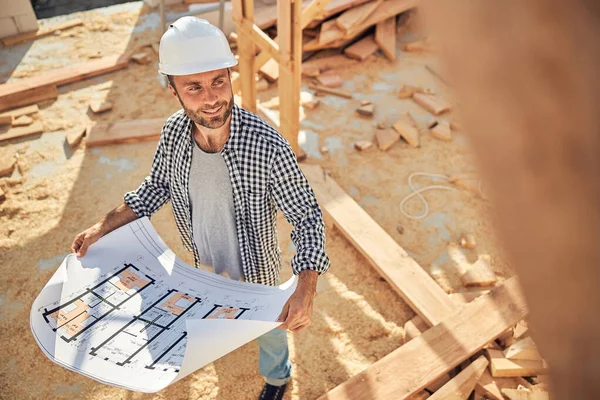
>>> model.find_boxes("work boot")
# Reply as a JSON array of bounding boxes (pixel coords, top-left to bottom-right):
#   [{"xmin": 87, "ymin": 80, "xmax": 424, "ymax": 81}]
[{"xmin": 258, "ymin": 382, "xmax": 287, "ymax": 400}]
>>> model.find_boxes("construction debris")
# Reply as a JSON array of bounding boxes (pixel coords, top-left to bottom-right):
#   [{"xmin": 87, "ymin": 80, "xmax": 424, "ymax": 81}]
[
  {"xmin": 356, "ymin": 101, "xmax": 374, "ymax": 117},
  {"xmin": 460, "ymin": 234, "xmax": 477, "ymax": 249},
  {"xmin": 461, "ymin": 255, "xmax": 497, "ymax": 288},
  {"xmin": 486, "ymin": 349, "xmax": 549, "ymax": 378},
  {"xmin": 430, "ymin": 120, "xmax": 452, "ymax": 142},
  {"xmin": 317, "ymin": 72, "xmax": 343, "ymax": 88},
  {"xmin": 375, "ymin": 128, "xmax": 400, "ymax": 151},
  {"xmin": 398, "ymin": 84, "xmax": 434, "ymax": 99},
  {"xmin": 89, "ymin": 100, "xmax": 114, "ymax": 113},
  {"xmin": 392, "ymin": 114, "xmax": 419, "ymax": 147},
  {"xmin": 344, "ymin": 35, "xmax": 379, "ymax": 61},
  {"xmin": 308, "ymin": 83, "xmax": 352, "ymax": 99},
  {"xmin": 130, "ymin": 52, "xmax": 151, "ymax": 64},
  {"xmin": 504, "ymin": 337, "xmax": 542, "ymax": 361},
  {"xmin": 0, "ymin": 154, "xmax": 16, "ymax": 177},
  {"xmin": 11, "ymin": 115, "xmax": 33, "ymax": 127},
  {"xmin": 413, "ymin": 93, "xmax": 451, "ymax": 115},
  {"xmin": 354, "ymin": 140, "xmax": 373, "ymax": 151},
  {"xmin": 65, "ymin": 126, "xmax": 87, "ymax": 149}
]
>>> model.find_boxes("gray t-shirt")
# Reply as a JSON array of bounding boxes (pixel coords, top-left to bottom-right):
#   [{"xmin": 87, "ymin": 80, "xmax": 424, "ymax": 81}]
[{"xmin": 188, "ymin": 141, "xmax": 244, "ymax": 281}]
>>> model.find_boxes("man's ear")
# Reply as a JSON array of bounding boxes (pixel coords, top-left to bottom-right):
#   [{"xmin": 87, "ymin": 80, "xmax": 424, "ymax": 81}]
[{"xmin": 168, "ymin": 83, "xmax": 177, "ymax": 98}]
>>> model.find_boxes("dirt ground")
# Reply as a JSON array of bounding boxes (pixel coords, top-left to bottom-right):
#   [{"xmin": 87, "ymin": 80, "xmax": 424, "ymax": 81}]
[{"xmin": 0, "ymin": 2, "xmax": 513, "ymax": 400}]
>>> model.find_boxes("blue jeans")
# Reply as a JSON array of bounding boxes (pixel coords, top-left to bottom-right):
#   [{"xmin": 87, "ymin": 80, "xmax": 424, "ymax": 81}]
[{"xmin": 257, "ymin": 327, "xmax": 292, "ymax": 386}]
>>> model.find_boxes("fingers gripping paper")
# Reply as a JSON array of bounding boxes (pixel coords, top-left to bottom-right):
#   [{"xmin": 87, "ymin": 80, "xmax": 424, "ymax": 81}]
[{"xmin": 30, "ymin": 217, "xmax": 296, "ymax": 393}]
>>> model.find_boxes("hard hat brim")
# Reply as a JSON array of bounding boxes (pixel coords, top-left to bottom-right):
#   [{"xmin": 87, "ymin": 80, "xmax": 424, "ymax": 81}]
[{"xmin": 158, "ymin": 57, "xmax": 238, "ymax": 76}]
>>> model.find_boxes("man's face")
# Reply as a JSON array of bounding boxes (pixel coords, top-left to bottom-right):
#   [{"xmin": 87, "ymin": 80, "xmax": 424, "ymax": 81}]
[{"xmin": 168, "ymin": 68, "xmax": 234, "ymax": 130}]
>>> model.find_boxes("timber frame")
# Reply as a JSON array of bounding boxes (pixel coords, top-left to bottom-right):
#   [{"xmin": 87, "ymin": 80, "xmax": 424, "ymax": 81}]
[{"xmin": 232, "ymin": 0, "xmax": 332, "ymax": 158}]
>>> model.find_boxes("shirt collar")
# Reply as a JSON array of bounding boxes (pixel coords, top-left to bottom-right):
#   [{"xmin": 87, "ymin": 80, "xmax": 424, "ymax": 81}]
[
  {"xmin": 183, "ymin": 103, "xmax": 243, "ymax": 153},
  {"xmin": 222, "ymin": 103, "xmax": 242, "ymax": 152}
]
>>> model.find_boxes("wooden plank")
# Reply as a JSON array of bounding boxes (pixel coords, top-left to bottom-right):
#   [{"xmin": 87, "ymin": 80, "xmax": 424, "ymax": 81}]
[
  {"xmin": 259, "ymin": 59, "xmax": 279, "ymax": 83},
  {"xmin": 302, "ymin": 54, "xmax": 358, "ymax": 73},
  {"xmin": 0, "ymin": 84, "xmax": 57, "ymax": 113},
  {"xmin": 319, "ymin": 19, "xmax": 345, "ymax": 46},
  {"xmin": 304, "ymin": 35, "xmax": 356, "ymax": 52},
  {"xmin": 336, "ymin": 0, "xmax": 383, "ymax": 32},
  {"xmin": 504, "ymin": 337, "xmax": 542, "ymax": 361},
  {"xmin": 308, "ymin": 83, "xmax": 352, "ymax": 98},
  {"xmin": 375, "ymin": 17, "xmax": 396, "ymax": 60},
  {"xmin": 413, "ymin": 93, "xmax": 451, "ymax": 115},
  {"xmin": 301, "ymin": 165, "xmax": 457, "ymax": 325},
  {"xmin": 2, "ymin": 18, "xmax": 83, "ymax": 46},
  {"xmin": 485, "ymin": 349, "xmax": 549, "ymax": 378},
  {"xmin": 0, "ymin": 55, "xmax": 128, "ymax": 107},
  {"xmin": 344, "ymin": 35, "xmax": 379, "ymax": 61},
  {"xmin": 86, "ymin": 119, "xmax": 164, "ymax": 147},
  {"xmin": 0, "ymin": 122, "xmax": 44, "ymax": 143},
  {"xmin": 317, "ymin": 277, "xmax": 528, "ymax": 400},
  {"xmin": 345, "ymin": 0, "xmax": 417, "ymax": 38},
  {"xmin": 0, "ymin": 105, "xmax": 39, "ymax": 119},
  {"xmin": 429, "ymin": 356, "xmax": 489, "ymax": 400}
]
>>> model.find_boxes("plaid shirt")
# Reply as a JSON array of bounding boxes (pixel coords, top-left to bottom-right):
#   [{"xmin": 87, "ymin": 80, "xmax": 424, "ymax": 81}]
[{"xmin": 124, "ymin": 104, "xmax": 330, "ymax": 285}]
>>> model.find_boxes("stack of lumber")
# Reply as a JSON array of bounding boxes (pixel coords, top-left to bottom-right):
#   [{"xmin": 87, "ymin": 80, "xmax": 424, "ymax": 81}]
[{"xmin": 246, "ymin": 0, "xmax": 417, "ymax": 84}]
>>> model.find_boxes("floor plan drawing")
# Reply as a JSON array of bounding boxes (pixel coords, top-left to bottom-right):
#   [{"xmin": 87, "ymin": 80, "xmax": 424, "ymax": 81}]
[
  {"xmin": 30, "ymin": 217, "xmax": 296, "ymax": 392},
  {"xmin": 43, "ymin": 264, "xmax": 154, "ymax": 343}
]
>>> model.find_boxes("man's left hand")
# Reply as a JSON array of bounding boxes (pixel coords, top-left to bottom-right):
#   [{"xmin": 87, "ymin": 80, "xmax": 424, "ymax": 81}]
[{"xmin": 277, "ymin": 270, "xmax": 318, "ymax": 333}]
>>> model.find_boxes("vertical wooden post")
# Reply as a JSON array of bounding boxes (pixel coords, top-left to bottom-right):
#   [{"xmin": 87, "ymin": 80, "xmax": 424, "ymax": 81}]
[
  {"xmin": 234, "ymin": 0, "xmax": 257, "ymax": 112},
  {"xmin": 277, "ymin": 0, "xmax": 302, "ymax": 156}
]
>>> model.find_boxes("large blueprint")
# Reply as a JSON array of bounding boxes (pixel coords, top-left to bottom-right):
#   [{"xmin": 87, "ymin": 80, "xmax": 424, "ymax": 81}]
[{"xmin": 30, "ymin": 217, "xmax": 296, "ymax": 392}]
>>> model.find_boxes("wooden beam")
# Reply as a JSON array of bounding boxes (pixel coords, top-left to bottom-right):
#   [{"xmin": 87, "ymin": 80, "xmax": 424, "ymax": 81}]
[
  {"xmin": 504, "ymin": 337, "xmax": 542, "ymax": 361},
  {"xmin": 0, "ymin": 55, "xmax": 128, "ymax": 109},
  {"xmin": 2, "ymin": 18, "xmax": 83, "ymax": 46},
  {"xmin": 277, "ymin": 0, "xmax": 302, "ymax": 156},
  {"xmin": 233, "ymin": 0, "xmax": 257, "ymax": 112},
  {"xmin": 301, "ymin": 165, "xmax": 457, "ymax": 325},
  {"xmin": 238, "ymin": 18, "xmax": 280, "ymax": 63},
  {"xmin": 318, "ymin": 277, "xmax": 528, "ymax": 400},
  {"xmin": 429, "ymin": 356, "xmax": 489, "ymax": 400},
  {"xmin": 86, "ymin": 119, "xmax": 164, "ymax": 147}
]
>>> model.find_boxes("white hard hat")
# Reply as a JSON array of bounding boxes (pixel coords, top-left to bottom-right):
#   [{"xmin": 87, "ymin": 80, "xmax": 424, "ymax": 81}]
[{"xmin": 158, "ymin": 16, "xmax": 238, "ymax": 76}]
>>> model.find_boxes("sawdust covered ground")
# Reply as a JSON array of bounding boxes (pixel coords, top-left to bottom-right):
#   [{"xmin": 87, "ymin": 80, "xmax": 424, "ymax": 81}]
[{"xmin": 0, "ymin": 3, "xmax": 512, "ymax": 400}]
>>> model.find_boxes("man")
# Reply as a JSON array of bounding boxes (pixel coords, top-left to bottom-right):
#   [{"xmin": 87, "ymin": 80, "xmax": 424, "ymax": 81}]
[{"xmin": 71, "ymin": 17, "xmax": 330, "ymax": 400}]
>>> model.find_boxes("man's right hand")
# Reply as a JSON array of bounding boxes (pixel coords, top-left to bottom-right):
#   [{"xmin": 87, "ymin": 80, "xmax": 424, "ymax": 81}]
[{"xmin": 71, "ymin": 223, "xmax": 105, "ymax": 257}]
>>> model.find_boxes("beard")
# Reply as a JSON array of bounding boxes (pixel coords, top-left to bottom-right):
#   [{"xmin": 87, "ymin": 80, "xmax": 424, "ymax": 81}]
[{"xmin": 180, "ymin": 95, "xmax": 234, "ymax": 130}]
